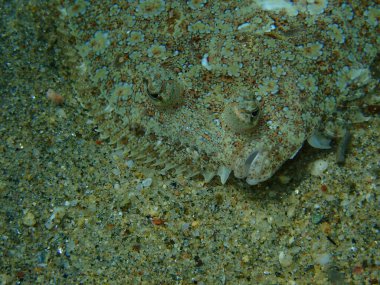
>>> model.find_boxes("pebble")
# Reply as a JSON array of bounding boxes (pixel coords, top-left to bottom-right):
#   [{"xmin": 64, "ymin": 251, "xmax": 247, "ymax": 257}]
[
  {"xmin": 181, "ymin": 223, "xmax": 190, "ymax": 231},
  {"xmin": 311, "ymin": 213, "xmax": 324, "ymax": 224},
  {"xmin": 310, "ymin": 159, "xmax": 329, "ymax": 176},
  {"xmin": 315, "ymin": 253, "xmax": 331, "ymax": 265},
  {"xmin": 45, "ymin": 206, "xmax": 66, "ymax": 229},
  {"xmin": 286, "ymin": 206, "xmax": 296, "ymax": 218},
  {"xmin": 126, "ymin": 160, "xmax": 134, "ymax": 168},
  {"xmin": 242, "ymin": 255, "xmax": 250, "ymax": 263},
  {"xmin": 23, "ymin": 211, "xmax": 36, "ymax": 226},
  {"xmin": 136, "ymin": 178, "xmax": 153, "ymax": 191},
  {"xmin": 46, "ymin": 88, "xmax": 64, "ymax": 105},
  {"xmin": 0, "ymin": 181, "xmax": 6, "ymax": 193},
  {"xmin": 112, "ymin": 168, "xmax": 121, "ymax": 176},
  {"xmin": 142, "ymin": 178, "xmax": 152, "ymax": 187},
  {"xmin": 278, "ymin": 251, "xmax": 293, "ymax": 267},
  {"xmin": 278, "ymin": 175, "xmax": 291, "ymax": 184}
]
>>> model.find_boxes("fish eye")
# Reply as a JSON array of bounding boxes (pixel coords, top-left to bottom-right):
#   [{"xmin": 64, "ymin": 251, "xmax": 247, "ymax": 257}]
[
  {"xmin": 144, "ymin": 68, "xmax": 184, "ymax": 108},
  {"xmin": 222, "ymin": 99, "xmax": 260, "ymax": 134},
  {"xmin": 251, "ymin": 108, "xmax": 259, "ymax": 118},
  {"xmin": 147, "ymin": 88, "xmax": 163, "ymax": 102}
]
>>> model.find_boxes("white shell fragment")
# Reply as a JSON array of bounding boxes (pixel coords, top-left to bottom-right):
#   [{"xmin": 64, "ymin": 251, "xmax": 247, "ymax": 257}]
[{"xmin": 201, "ymin": 53, "xmax": 212, "ymax": 70}]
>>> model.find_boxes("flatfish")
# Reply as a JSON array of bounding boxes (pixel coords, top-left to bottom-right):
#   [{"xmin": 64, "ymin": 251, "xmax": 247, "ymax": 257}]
[{"xmin": 61, "ymin": 0, "xmax": 378, "ymax": 184}]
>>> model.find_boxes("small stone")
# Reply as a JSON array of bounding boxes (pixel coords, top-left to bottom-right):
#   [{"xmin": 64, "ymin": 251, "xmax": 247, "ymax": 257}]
[
  {"xmin": 136, "ymin": 183, "xmax": 143, "ymax": 191},
  {"xmin": 126, "ymin": 159, "xmax": 134, "ymax": 168},
  {"xmin": 142, "ymin": 178, "xmax": 152, "ymax": 188},
  {"xmin": 0, "ymin": 181, "xmax": 6, "ymax": 193},
  {"xmin": 181, "ymin": 223, "xmax": 190, "ymax": 231},
  {"xmin": 45, "ymin": 207, "xmax": 66, "ymax": 229},
  {"xmin": 279, "ymin": 251, "xmax": 293, "ymax": 267},
  {"xmin": 112, "ymin": 168, "xmax": 121, "ymax": 176},
  {"xmin": 0, "ymin": 274, "xmax": 12, "ymax": 284},
  {"xmin": 242, "ymin": 255, "xmax": 250, "ymax": 263},
  {"xmin": 46, "ymin": 88, "xmax": 64, "ymax": 105},
  {"xmin": 310, "ymin": 159, "xmax": 329, "ymax": 176},
  {"xmin": 286, "ymin": 206, "xmax": 296, "ymax": 218},
  {"xmin": 311, "ymin": 213, "xmax": 324, "ymax": 224},
  {"xmin": 320, "ymin": 222, "xmax": 331, "ymax": 234},
  {"xmin": 315, "ymin": 253, "xmax": 331, "ymax": 265},
  {"xmin": 23, "ymin": 211, "xmax": 36, "ymax": 226},
  {"xmin": 278, "ymin": 175, "xmax": 291, "ymax": 184}
]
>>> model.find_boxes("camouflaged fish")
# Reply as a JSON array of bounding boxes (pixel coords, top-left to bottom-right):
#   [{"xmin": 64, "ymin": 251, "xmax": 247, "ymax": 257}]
[{"xmin": 62, "ymin": 0, "xmax": 378, "ymax": 185}]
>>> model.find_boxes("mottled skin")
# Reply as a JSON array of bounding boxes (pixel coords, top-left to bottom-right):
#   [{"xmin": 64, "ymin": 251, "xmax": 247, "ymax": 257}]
[{"xmin": 63, "ymin": 0, "xmax": 378, "ymax": 184}]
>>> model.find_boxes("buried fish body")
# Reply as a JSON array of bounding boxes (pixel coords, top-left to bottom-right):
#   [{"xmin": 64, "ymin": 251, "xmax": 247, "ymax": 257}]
[{"xmin": 62, "ymin": 0, "xmax": 378, "ymax": 185}]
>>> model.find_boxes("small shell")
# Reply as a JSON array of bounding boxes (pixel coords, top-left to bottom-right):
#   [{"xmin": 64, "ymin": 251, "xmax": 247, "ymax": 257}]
[
  {"xmin": 222, "ymin": 100, "xmax": 260, "ymax": 134},
  {"xmin": 144, "ymin": 67, "xmax": 184, "ymax": 108}
]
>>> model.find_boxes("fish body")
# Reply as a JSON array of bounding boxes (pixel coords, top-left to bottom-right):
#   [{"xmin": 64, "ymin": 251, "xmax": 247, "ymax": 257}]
[{"xmin": 62, "ymin": 0, "xmax": 378, "ymax": 184}]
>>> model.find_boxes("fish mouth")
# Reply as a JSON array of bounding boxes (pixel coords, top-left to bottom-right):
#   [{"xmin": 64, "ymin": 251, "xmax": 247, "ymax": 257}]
[
  {"xmin": 234, "ymin": 148, "xmax": 273, "ymax": 185},
  {"xmin": 245, "ymin": 150, "xmax": 271, "ymax": 185}
]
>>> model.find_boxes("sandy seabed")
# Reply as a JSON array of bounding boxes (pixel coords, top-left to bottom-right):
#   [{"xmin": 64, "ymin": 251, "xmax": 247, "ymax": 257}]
[{"xmin": 0, "ymin": 1, "xmax": 379, "ymax": 284}]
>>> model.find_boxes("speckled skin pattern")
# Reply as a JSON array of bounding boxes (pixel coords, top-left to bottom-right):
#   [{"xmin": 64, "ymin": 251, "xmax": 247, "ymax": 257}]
[{"xmin": 62, "ymin": 0, "xmax": 378, "ymax": 184}]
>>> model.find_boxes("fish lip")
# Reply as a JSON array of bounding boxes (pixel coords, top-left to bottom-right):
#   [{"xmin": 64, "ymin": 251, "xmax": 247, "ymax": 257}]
[{"xmin": 246, "ymin": 177, "xmax": 262, "ymax": 185}]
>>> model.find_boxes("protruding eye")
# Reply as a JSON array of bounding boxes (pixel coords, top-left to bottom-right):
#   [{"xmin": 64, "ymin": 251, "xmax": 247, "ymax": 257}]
[
  {"xmin": 234, "ymin": 101, "xmax": 260, "ymax": 125},
  {"xmin": 144, "ymin": 67, "xmax": 184, "ymax": 108},
  {"xmin": 222, "ymin": 100, "xmax": 260, "ymax": 133},
  {"xmin": 145, "ymin": 78, "xmax": 164, "ymax": 101},
  {"xmin": 250, "ymin": 108, "xmax": 259, "ymax": 118},
  {"xmin": 148, "ymin": 92, "xmax": 162, "ymax": 101}
]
